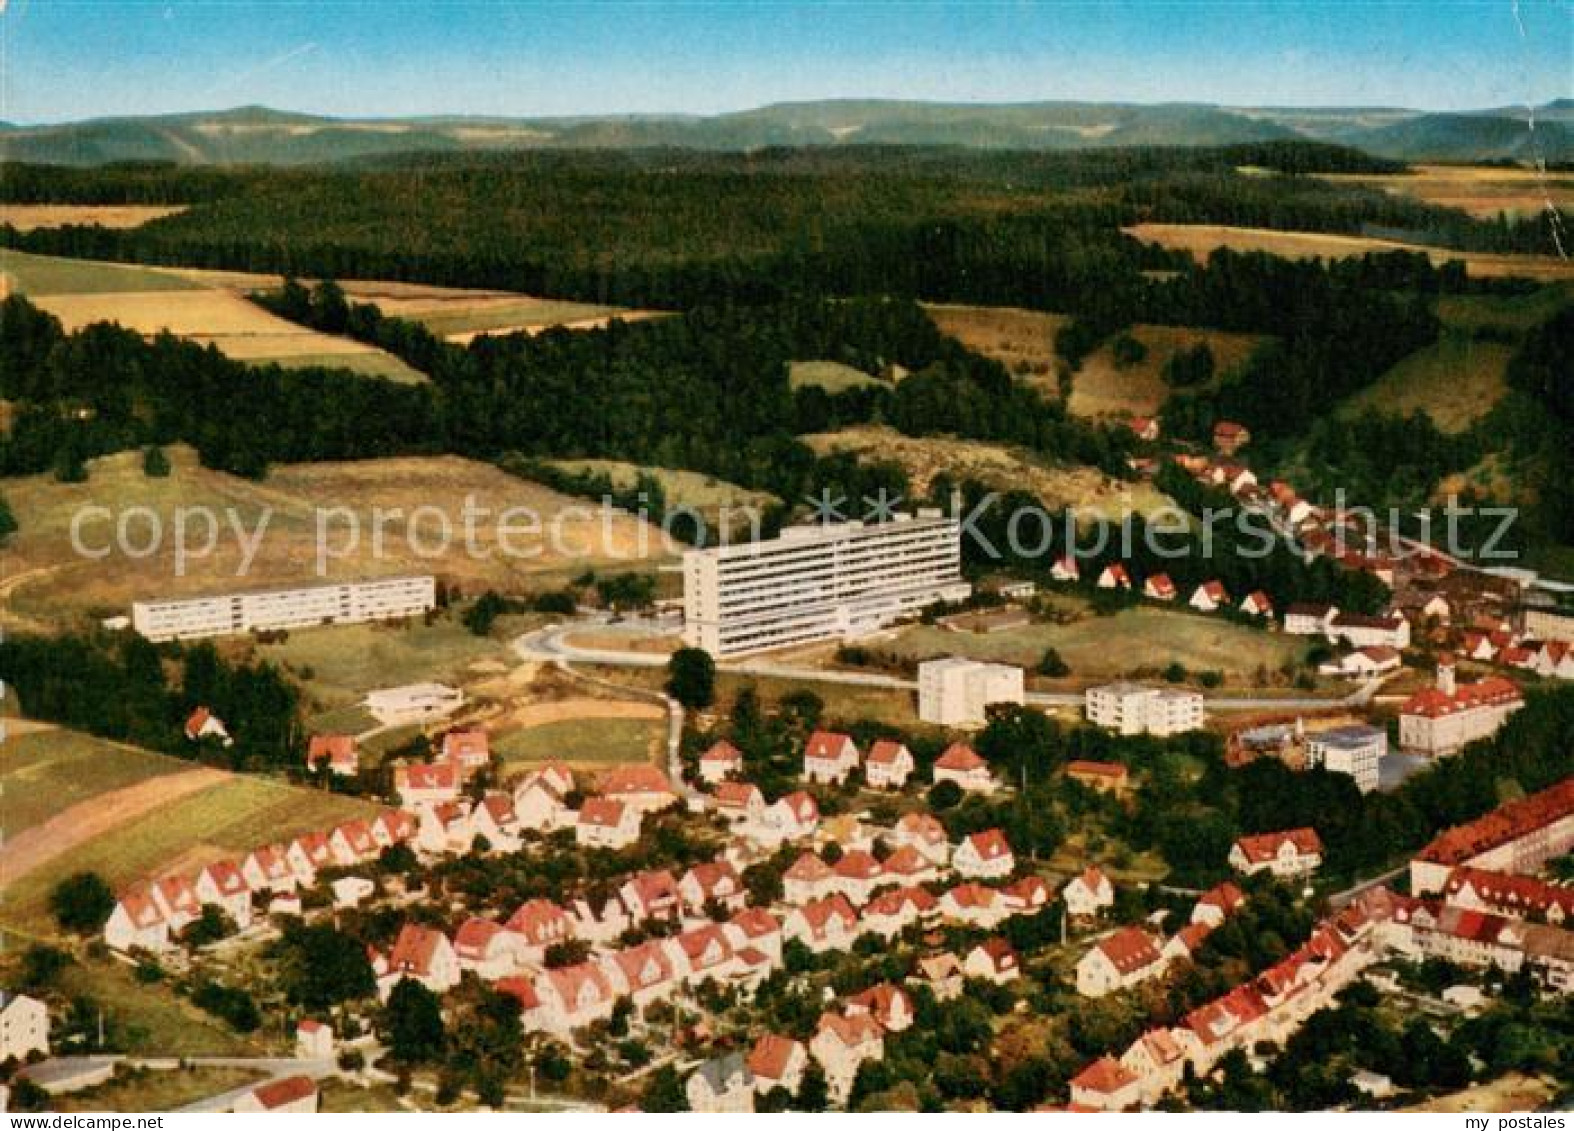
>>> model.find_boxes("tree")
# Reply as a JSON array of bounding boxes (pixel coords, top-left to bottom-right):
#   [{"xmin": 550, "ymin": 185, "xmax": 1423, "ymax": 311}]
[
  {"xmin": 1111, "ymin": 333, "xmax": 1148, "ymax": 368},
  {"xmin": 279, "ymin": 923, "xmax": 376, "ymax": 1011},
  {"xmin": 927, "ymin": 779, "xmax": 963, "ymax": 811},
  {"xmin": 666, "ymin": 647, "xmax": 716, "ymax": 709},
  {"xmin": 18, "ymin": 944, "xmax": 71, "ymax": 993},
  {"xmin": 142, "ymin": 444, "xmax": 171, "ymax": 477},
  {"xmin": 798, "ymin": 1062, "xmax": 831, "ymax": 1111},
  {"xmin": 641, "ymin": 1063, "xmax": 689, "ymax": 1112},
  {"xmin": 0, "ymin": 493, "xmax": 16, "ymax": 543},
  {"xmin": 50, "ymin": 871, "xmax": 114, "ymax": 933},
  {"xmin": 382, "ymin": 979, "xmax": 446, "ymax": 1063},
  {"xmin": 181, "ymin": 904, "xmax": 237, "ymax": 947},
  {"xmin": 1035, "ymin": 647, "xmax": 1069, "ymax": 677}
]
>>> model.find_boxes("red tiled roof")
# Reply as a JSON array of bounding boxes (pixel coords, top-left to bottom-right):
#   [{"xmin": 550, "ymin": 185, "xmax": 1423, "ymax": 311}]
[
  {"xmin": 881, "ymin": 845, "xmax": 929, "ymax": 876},
  {"xmin": 965, "ymin": 828, "xmax": 1012, "ymax": 861},
  {"xmin": 936, "ymin": 743, "xmax": 986, "ymax": 772},
  {"xmin": 729, "ymin": 906, "xmax": 781, "ymax": 940},
  {"xmin": 713, "ymin": 780, "xmax": 763, "ymax": 809},
  {"xmin": 307, "ymin": 733, "xmax": 357, "ymax": 768},
  {"xmin": 454, "ymin": 917, "xmax": 505, "ymax": 960},
  {"xmin": 1444, "ymin": 865, "xmax": 1574, "ymax": 919},
  {"xmin": 248, "ymin": 1075, "xmax": 317, "ymax": 1110},
  {"xmin": 496, "ymin": 976, "xmax": 540, "ymax": 1011},
  {"xmin": 775, "ymin": 790, "xmax": 820, "ymax": 824},
  {"xmin": 1067, "ymin": 759, "xmax": 1128, "ymax": 781},
  {"xmin": 1095, "ymin": 927, "xmax": 1163, "ymax": 974},
  {"xmin": 1234, "ymin": 827, "xmax": 1323, "ymax": 864},
  {"xmin": 506, "ymin": 899, "xmax": 573, "ymax": 943},
  {"xmin": 748, "ymin": 1033, "xmax": 803, "ymax": 1081},
  {"xmin": 442, "ymin": 729, "xmax": 490, "ymax": 764},
  {"xmin": 805, "ymin": 730, "xmax": 857, "ymax": 762},
  {"xmin": 896, "ymin": 812, "xmax": 946, "ymax": 842},
  {"xmin": 700, "ymin": 739, "xmax": 743, "ymax": 765},
  {"xmin": 1419, "ymin": 779, "xmax": 1574, "ymax": 865},
  {"xmin": 1071, "ymin": 1055, "xmax": 1138, "ymax": 1096},
  {"xmin": 597, "ymin": 764, "xmax": 672, "ymax": 796},
  {"xmin": 866, "ymin": 739, "xmax": 910, "ymax": 766},
  {"xmin": 388, "ymin": 924, "xmax": 448, "ymax": 976},
  {"xmin": 579, "ymin": 797, "xmax": 631, "ymax": 829},
  {"xmin": 833, "ymin": 849, "xmax": 882, "ymax": 880},
  {"xmin": 398, "ymin": 761, "xmax": 459, "ymax": 791},
  {"xmin": 786, "ymin": 852, "xmax": 834, "ymax": 883},
  {"xmin": 613, "ymin": 940, "xmax": 675, "ymax": 989},
  {"xmin": 1197, "ymin": 881, "xmax": 1245, "ymax": 917},
  {"xmin": 1402, "ymin": 676, "xmax": 1523, "ymax": 719}
]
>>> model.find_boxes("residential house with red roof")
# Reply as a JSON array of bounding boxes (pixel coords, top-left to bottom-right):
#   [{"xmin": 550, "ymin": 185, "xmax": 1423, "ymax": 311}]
[
  {"xmin": 576, "ymin": 797, "xmax": 641, "ymax": 850},
  {"xmin": 954, "ymin": 828, "xmax": 1015, "ymax": 879},
  {"xmin": 748, "ymin": 1033, "xmax": 808, "ymax": 1098},
  {"xmin": 606, "ymin": 939, "xmax": 680, "ymax": 1007},
  {"xmin": 892, "ymin": 812, "xmax": 950, "ymax": 865},
  {"xmin": 183, "ymin": 706, "xmax": 232, "ymax": 746},
  {"xmin": 377, "ymin": 924, "xmax": 460, "ymax": 1000},
  {"xmin": 848, "ymin": 983, "xmax": 914, "ymax": 1032},
  {"xmin": 1070, "ymin": 1055, "xmax": 1141, "ymax": 1112},
  {"xmin": 532, "ymin": 962, "xmax": 616, "ymax": 1035},
  {"xmin": 454, "ymin": 917, "xmax": 528, "ymax": 980},
  {"xmin": 964, "ymin": 937, "xmax": 1021, "ymax": 984},
  {"xmin": 618, "ymin": 868, "xmax": 683, "ymax": 923},
  {"xmin": 1229, "ymin": 828, "xmax": 1324, "ymax": 879},
  {"xmin": 1442, "ymin": 866, "xmax": 1574, "ymax": 925},
  {"xmin": 864, "ymin": 739, "xmax": 915, "ymax": 790},
  {"xmin": 441, "ymin": 729, "xmax": 491, "ymax": 774},
  {"xmin": 193, "ymin": 859, "xmax": 253, "ymax": 928},
  {"xmin": 803, "ymin": 730, "xmax": 860, "ymax": 786},
  {"xmin": 725, "ymin": 906, "xmax": 784, "ymax": 964},
  {"xmin": 234, "ymin": 1075, "xmax": 318, "ymax": 1114},
  {"xmin": 1064, "ymin": 865, "xmax": 1115, "ymax": 919},
  {"xmin": 932, "ymin": 742, "xmax": 997, "ymax": 793},
  {"xmin": 505, "ymin": 899, "xmax": 576, "ymax": 959},
  {"xmin": 1066, "ymin": 759, "xmax": 1131, "ymax": 797},
  {"xmin": 307, "ymin": 733, "xmax": 358, "ymax": 776},
  {"xmin": 862, "ymin": 885, "xmax": 938, "ymax": 938},
  {"xmin": 328, "ymin": 819, "xmax": 378, "ymax": 866},
  {"xmin": 1144, "ymin": 573, "xmax": 1177, "ymax": 602},
  {"xmin": 712, "ymin": 780, "xmax": 767, "ymax": 824},
  {"xmin": 1191, "ymin": 882, "xmax": 1246, "ymax": 928},
  {"xmin": 679, "ymin": 859, "xmax": 746, "ymax": 914},
  {"xmin": 1188, "ymin": 580, "xmax": 1228, "ymax": 612},
  {"xmin": 596, "ymin": 764, "xmax": 678, "ymax": 812},
  {"xmin": 417, "ymin": 800, "xmax": 475, "ymax": 856},
  {"xmin": 783, "ymin": 852, "xmax": 838, "ymax": 905},
  {"xmin": 758, "ymin": 790, "xmax": 820, "ymax": 844},
  {"xmin": 512, "ymin": 772, "xmax": 571, "ymax": 832},
  {"xmin": 395, "ymin": 760, "xmax": 461, "ymax": 809},
  {"xmin": 104, "ymin": 887, "xmax": 171, "ymax": 953},
  {"xmin": 831, "ymin": 849, "xmax": 887, "ymax": 905},
  {"xmin": 783, "ymin": 894, "xmax": 860, "ymax": 954},
  {"xmin": 1052, "ymin": 555, "xmax": 1081, "ymax": 583},
  {"xmin": 1411, "ymin": 778, "xmax": 1574, "ymax": 894},
  {"xmin": 472, "ymin": 793, "xmax": 522, "ymax": 852},
  {"xmin": 1239, "ymin": 590, "xmax": 1274, "ymax": 618},
  {"xmin": 1096, "ymin": 563, "xmax": 1132, "ymax": 591},
  {"xmin": 241, "ymin": 845, "xmax": 296, "ymax": 895},
  {"xmin": 698, "ymin": 739, "xmax": 745, "ymax": 784},
  {"xmin": 666, "ymin": 922, "xmax": 737, "ymax": 984},
  {"xmin": 811, "ymin": 1010, "xmax": 884, "ymax": 1105},
  {"xmin": 1077, "ymin": 927, "xmax": 1167, "ymax": 998},
  {"xmin": 939, "ymin": 882, "xmax": 1008, "ymax": 929}
]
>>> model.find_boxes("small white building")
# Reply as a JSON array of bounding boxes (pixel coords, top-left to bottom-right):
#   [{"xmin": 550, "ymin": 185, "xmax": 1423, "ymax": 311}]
[
  {"xmin": 1229, "ymin": 828, "xmax": 1324, "ymax": 878},
  {"xmin": 917, "ymin": 656, "xmax": 1025, "ymax": 728},
  {"xmin": 295, "ymin": 1019, "xmax": 334, "ymax": 1060},
  {"xmin": 365, "ymin": 681, "xmax": 464, "ymax": 726},
  {"xmin": 0, "ymin": 992, "xmax": 49, "ymax": 1063},
  {"xmin": 1304, "ymin": 724, "xmax": 1386, "ymax": 793},
  {"xmin": 1085, "ymin": 682, "xmax": 1203, "ymax": 737}
]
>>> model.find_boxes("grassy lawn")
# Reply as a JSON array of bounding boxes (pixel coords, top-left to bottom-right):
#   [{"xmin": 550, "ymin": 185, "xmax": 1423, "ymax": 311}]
[
  {"xmin": 1066, "ymin": 324, "xmax": 1265, "ymax": 420},
  {"xmin": 412, "ymin": 298, "xmax": 624, "ymax": 337},
  {"xmin": 885, "ymin": 607, "xmax": 1310, "ymax": 687},
  {"xmin": 495, "ymin": 716, "xmax": 663, "ymax": 770},
  {"xmin": 0, "ymin": 248, "xmax": 204, "ymax": 295},
  {"xmin": 305, "ymin": 704, "xmax": 381, "ymax": 736},
  {"xmin": 1, "ymin": 728, "xmax": 188, "ymax": 834},
  {"xmin": 257, "ymin": 620, "xmax": 514, "ymax": 711},
  {"xmin": 788, "ymin": 359, "xmax": 887, "ymax": 392},
  {"xmin": 5, "ymin": 775, "xmax": 380, "ymax": 925},
  {"xmin": 542, "ymin": 458, "xmax": 779, "ymax": 519},
  {"xmin": 1435, "ymin": 283, "xmax": 1571, "ymax": 333},
  {"xmin": 56, "ymin": 1065, "xmax": 265, "ymax": 1111},
  {"xmin": 54, "ymin": 956, "xmax": 262, "ymax": 1057},
  {"xmin": 321, "ymin": 1080, "xmax": 410, "ymax": 1112},
  {"xmin": 1342, "ymin": 329, "xmax": 1513, "ymax": 433}
]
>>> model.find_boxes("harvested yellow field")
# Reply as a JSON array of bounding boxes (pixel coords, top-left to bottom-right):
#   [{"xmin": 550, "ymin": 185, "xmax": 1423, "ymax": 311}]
[
  {"xmin": 0, "ymin": 203, "xmax": 186, "ymax": 231},
  {"xmin": 1, "ymin": 446, "xmax": 676, "ymax": 631},
  {"xmin": 802, "ymin": 425, "xmax": 1174, "ymax": 520},
  {"xmin": 1321, "ymin": 163, "xmax": 1574, "ymax": 220},
  {"xmin": 1127, "ymin": 223, "xmax": 1574, "ymax": 281},
  {"xmin": 3, "ymin": 250, "xmax": 424, "ymax": 382}
]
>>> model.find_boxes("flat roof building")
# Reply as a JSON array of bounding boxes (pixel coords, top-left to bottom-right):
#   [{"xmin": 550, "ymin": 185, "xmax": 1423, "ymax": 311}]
[
  {"xmin": 681, "ymin": 514, "xmax": 969, "ymax": 657},
  {"xmin": 918, "ymin": 656, "xmax": 1024, "ymax": 728},
  {"xmin": 131, "ymin": 576, "xmax": 435, "ymax": 642},
  {"xmin": 1085, "ymin": 682, "xmax": 1204, "ymax": 737},
  {"xmin": 1304, "ymin": 724, "xmax": 1386, "ymax": 793}
]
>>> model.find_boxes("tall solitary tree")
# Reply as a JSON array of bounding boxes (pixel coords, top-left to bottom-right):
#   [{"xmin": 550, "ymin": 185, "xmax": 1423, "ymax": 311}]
[{"xmin": 665, "ymin": 647, "xmax": 716, "ymax": 709}]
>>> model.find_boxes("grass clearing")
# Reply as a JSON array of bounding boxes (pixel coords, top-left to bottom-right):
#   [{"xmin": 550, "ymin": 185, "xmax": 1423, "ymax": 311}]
[
  {"xmin": 258, "ymin": 619, "xmax": 514, "ymax": 712},
  {"xmin": 542, "ymin": 458, "xmax": 779, "ymax": 520},
  {"xmin": 1067, "ymin": 323, "xmax": 1266, "ymax": 419},
  {"xmin": 321, "ymin": 1080, "xmax": 410, "ymax": 1112},
  {"xmin": 924, "ymin": 303, "xmax": 1071, "ymax": 381},
  {"xmin": 1341, "ymin": 330, "xmax": 1514, "ymax": 432},
  {"xmin": 494, "ymin": 716, "xmax": 663, "ymax": 771},
  {"xmin": 788, "ymin": 360, "xmax": 887, "ymax": 393},
  {"xmin": 256, "ymin": 351, "xmax": 427, "ymax": 383},
  {"xmin": 55, "ymin": 1066, "xmax": 265, "ymax": 1112},
  {"xmin": 1435, "ymin": 283, "xmax": 1572, "ymax": 333},
  {"xmin": 0, "ymin": 204, "xmax": 187, "ymax": 232},
  {"xmin": 2, "ymin": 447, "xmax": 672, "ymax": 632},
  {"xmin": 884, "ymin": 606, "xmax": 1311, "ymax": 688},
  {"xmin": 1126, "ymin": 223, "xmax": 1574, "ymax": 282},
  {"xmin": 802, "ymin": 425, "xmax": 1175, "ymax": 520}
]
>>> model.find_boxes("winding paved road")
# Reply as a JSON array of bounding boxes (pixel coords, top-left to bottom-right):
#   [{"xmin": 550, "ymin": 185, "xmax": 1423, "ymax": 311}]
[{"xmin": 512, "ymin": 620, "xmax": 1389, "ymax": 715}]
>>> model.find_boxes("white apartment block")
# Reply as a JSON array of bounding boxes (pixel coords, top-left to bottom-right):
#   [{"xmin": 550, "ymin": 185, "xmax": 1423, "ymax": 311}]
[
  {"xmin": 681, "ymin": 514, "xmax": 969, "ymax": 657},
  {"xmin": 1085, "ymin": 682, "xmax": 1204, "ymax": 737},
  {"xmin": 917, "ymin": 656, "xmax": 1025, "ymax": 727},
  {"xmin": 1304, "ymin": 724, "xmax": 1387, "ymax": 793},
  {"xmin": 132, "ymin": 576, "xmax": 436, "ymax": 642}
]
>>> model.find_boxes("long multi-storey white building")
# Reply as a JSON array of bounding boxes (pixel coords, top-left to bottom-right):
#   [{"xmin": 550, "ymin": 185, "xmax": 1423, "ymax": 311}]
[
  {"xmin": 1084, "ymin": 682, "xmax": 1204, "ymax": 737},
  {"xmin": 681, "ymin": 514, "xmax": 969, "ymax": 657},
  {"xmin": 131, "ymin": 576, "xmax": 436, "ymax": 642}
]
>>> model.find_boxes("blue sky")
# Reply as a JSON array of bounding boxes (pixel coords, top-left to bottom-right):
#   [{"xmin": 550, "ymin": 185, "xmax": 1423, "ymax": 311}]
[{"xmin": 3, "ymin": 1, "xmax": 1569, "ymax": 124}]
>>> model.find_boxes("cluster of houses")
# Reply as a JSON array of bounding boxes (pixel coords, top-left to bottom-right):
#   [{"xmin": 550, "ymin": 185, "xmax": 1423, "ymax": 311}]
[
  {"xmin": 104, "ymin": 809, "xmax": 417, "ymax": 954},
  {"xmin": 1066, "ymin": 776, "xmax": 1574, "ymax": 1110},
  {"xmin": 1051, "ymin": 556, "xmax": 1274, "ymax": 625},
  {"xmin": 1075, "ymin": 881, "xmax": 1245, "ymax": 998}
]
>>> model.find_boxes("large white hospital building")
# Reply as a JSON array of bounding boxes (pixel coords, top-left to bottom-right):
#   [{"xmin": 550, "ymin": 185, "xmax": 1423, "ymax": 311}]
[
  {"xmin": 681, "ymin": 513, "xmax": 970, "ymax": 657},
  {"xmin": 131, "ymin": 576, "xmax": 437, "ymax": 642}
]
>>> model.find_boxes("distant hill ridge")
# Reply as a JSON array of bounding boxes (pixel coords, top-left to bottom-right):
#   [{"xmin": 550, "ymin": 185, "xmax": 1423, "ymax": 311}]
[{"xmin": 2, "ymin": 98, "xmax": 1568, "ymax": 166}]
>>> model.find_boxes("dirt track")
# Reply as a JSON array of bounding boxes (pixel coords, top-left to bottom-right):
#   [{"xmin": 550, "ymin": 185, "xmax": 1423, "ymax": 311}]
[
  {"xmin": 0, "ymin": 767, "xmax": 230, "ymax": 886},
  {"xmin": 504, "ymin": 696, "xmax": 663, "ymax": 729}
]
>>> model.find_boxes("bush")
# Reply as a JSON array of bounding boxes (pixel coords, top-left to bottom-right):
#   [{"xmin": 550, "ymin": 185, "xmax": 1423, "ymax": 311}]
[
  {"xmin": 142, "ymin": 444, "xmax": 171, "ymax": 477},
  {"xmin": 50, "ymin": 872, "xmax": 114, "ymax": 934},
  {"xmin": 927, "ymin": 779, "xmax": 964, "ymax": 810}
]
